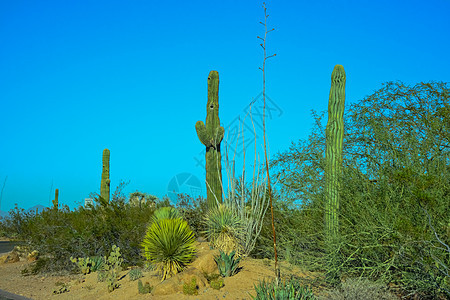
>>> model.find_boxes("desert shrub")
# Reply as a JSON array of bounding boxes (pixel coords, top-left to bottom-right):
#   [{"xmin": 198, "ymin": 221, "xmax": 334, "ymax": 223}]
[
  {"xmin": 141, "ymin": 217, "xmax": 196, "ymax": 280},
  {"xmin": 203, "ymin": 203, "xmax": 243, "ymax": 255},
  {"xmin": 175, "ymin": 193, "xmax": 208, "ymax": 238},
  {"xmin": 152, "ymin": 206, "xmax": 180, "ymax": 222},
  {"xmin": 70, "ymin": 255, "xmax": 105, "ymax": 275},
  {"xmin": 137, "ymin": 279, "xmax": 152, "ymax": 294},
  {"xmin": 320, "ymin": 277, "xmax": 396, "ymax": 300},
  {"xmin": 2, "ymin": 184, "xmax": 158, "ymax": 274},
  {"xmin": 251, "ymin": 276, "xmax": 316, "ymax": 300},
  {"xmin": 128, "ymin": 268, "xmax": 143, "ymax": 281}
]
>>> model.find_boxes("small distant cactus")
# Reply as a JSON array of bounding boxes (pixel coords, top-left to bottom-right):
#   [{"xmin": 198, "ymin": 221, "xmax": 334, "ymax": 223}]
[
  {"xmin": 138, "ymin": 279, "xmax": 152, "ymax": 294},
  {"xmin": 52, "ymin": 189, "xmax": 59, "ymax": 209},
  {"xmin": 183, "ymin": 277, "xmax": 199, "ymax": 295},
  {"xmin": 100, "ymin": 148, "xmax": 111, "ymax": 204}
]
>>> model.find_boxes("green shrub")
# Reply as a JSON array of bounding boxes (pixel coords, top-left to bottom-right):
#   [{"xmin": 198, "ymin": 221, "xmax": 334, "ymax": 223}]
[
  {"xmin": 210, "ymin": 278, "xmax": 224, "ymax": 290},
  {"xmin": 251, "ymin": 277, "xmax": 316, "ymax": 300},
  {"xmin": 152, "ymin": 206, "xmax": 181, "ymax": 222},
  {"xmin": 183, "ymin": 277, "xmax": 199, "ymax": 295},
  {"xmin": 176, "ymin": 194, "xmax": 208, "ymax": 238},
  {"xmin": 320, "ymin": 278, "xmax": 396, "ymax": 300},
  {"xmin": 214, "ymin": 249, "xmax": 242, "ymax": 277},
  {"xmin": 137, "ymin": 279, "xmax": 152, "ymax": 294},
  {"xmin": 141, "ymin": 217, "xmax": 196, "ymax": 280},
  {"xmin": 128, "ymin": 268, "xmax": 143, "ymax": 281},
  {"xmin": 70, "ymin": 256, "xmax": 104, "ymax": 275},
  {"xmin": 203, "ymin": 203, "xmax": 243, "ymax": 255}
]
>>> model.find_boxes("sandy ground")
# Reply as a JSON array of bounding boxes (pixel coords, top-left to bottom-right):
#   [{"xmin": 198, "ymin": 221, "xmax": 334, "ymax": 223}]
[{"xmin": 0, "ymin": 241, "xmax": 324, "ymax": 300}]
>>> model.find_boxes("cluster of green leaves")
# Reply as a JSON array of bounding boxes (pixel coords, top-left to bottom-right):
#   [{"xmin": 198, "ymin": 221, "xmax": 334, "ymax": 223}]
[
  {"xmin": 214, "ymin": 249, "xmax": 242, "ymax": 277},
  {"xmin": 175, "ymin": 193, "xmax": 208, "ymax": 237},
  {"xmin": 128, "ymin": 268, "xmax": 143, "ymax": 281},
  {"xmin": 251, "ymin": 276, "xmax": 316, "ymax": 300},
  {"xmin": 70, "ymin": 255, "xmax": 104, "ymax": 275},
  {"xmin": 141, "ymin": 207, "xmax": 196, "ymax": 280},
  {"xmin": 264, "ymin": 81, "xmax": 450, "ymax": 298}
]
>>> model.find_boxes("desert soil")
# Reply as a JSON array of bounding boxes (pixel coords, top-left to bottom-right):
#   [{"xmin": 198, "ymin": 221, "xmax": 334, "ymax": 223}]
[{"xmin": 0, "ymin": 240, "xmax": 324, "ymax": 300}]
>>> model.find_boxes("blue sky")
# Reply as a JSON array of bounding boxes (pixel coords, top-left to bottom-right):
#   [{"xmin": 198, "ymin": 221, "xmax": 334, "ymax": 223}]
[{"xmin": 1, "ymin": 0, "xmax": 449, "ymax": 212}]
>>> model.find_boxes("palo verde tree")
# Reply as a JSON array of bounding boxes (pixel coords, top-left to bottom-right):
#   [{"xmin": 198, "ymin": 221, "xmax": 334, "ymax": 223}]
[{"xmin": 271, "ymin": 81, "xmax": 450, "ymax": 298}]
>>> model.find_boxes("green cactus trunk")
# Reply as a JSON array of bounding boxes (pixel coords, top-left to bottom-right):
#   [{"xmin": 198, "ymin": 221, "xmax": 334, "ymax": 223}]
[
  {"xmin": 101, "ymin": 148, "xmax": 111, "ymax": 204},
  {"xmin": 325, "ymin": 64, "xmax": 346, "ymax": 284},
  {"xmin": 52, "ymin": 188, "xmax": 59, "ymax": 210},
  {"xmin": 195, "ymin": 70, "xmax": 224, "ymax": 210}
]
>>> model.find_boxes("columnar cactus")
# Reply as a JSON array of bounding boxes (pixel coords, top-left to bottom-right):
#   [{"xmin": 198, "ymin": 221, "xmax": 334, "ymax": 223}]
[
  {"xmin": 52, "ymin": 188, "xmax": 59, "ymax": 209},
  {"xmin": 325, "ymin": 65, "xmax": 346, "ymax": 240},
  {"xmin": 195, "ymin": 70, "xmax": 225, "ymax": 209},
  {"xmin": 101, "ymin": 148, "xmax": 111, "ymax": 203}
]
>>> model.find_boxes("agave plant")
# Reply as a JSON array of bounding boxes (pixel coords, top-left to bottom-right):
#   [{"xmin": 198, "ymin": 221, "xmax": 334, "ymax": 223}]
[
  {"xmin": 152, "ymin": 206, "xmax": 181, "ymax": 223},
  {"xmin": 214, "ymin": 249, "xmax": 242, "ymax": 277},
  {"xmin": 203, "ymin": 203, "xmax": 243, "ymax": 255},
  {"xmin": 141, "ymin": 217, "xmax": 196, "ymax": 280}
]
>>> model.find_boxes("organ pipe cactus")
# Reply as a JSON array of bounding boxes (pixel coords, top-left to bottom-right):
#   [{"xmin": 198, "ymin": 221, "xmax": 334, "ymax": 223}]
[
  {"xmin": 195, "ymin": 70, "xmax": 224, "ymax": 209},
  {"xmin": 100, "ymin": 148, "xmax": 111, "ymax": 204},
  {"xmin": 325, "ymin": 65, "xmax": 346, "ymax": 284}
]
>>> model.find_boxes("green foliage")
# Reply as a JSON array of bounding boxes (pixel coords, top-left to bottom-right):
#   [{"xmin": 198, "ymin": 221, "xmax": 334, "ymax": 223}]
[
  {"xmin": 141, "ymin": 217, "xmax": 196, "ymax": 280},
  {"xmin": 176, "ymin": 193, "xmax": 208, "ymax": 238},
  {"xmin": 321, "ymin": 278, "xmax": 396, "ymax": 300},
  {"xmin": 128, "ymin": 268, "xmax": 143, "ymax": 281},
  {"xmin": 0, "ymin": 183, "xmax": 157, "ymax": 274},
  {"xmin": 70, "ymin": 255, "xmax": 104, "ymax": 275},
  {"xmin": 210, "ymin": 278, "xmax": 224, "ymax": 290},
  {"xmin": 195, "ymin": 70, "xmax": 225, "ymax": 209},
  {"xmin": 214, "ymin": 249, "xmax": 242, "ymax": 277},
  {"xmin": 203, "ymin": 203, "xmax": 243, "ymax": 255},
  {"xmin": 152, "ymin": 206, "xmax": 181, "ymax": 222},
  {"xmin": 251, "ymin": 277, "xmax": 316, "ymax": 300},
  {"xmin": 183, "ymin": 277, "xmax": 199, "ymax": 295},
  {"xmin": 137, "ymin": 279, "xmax": 152, "ymax": 294},
  {"xmin": 269, "ymin": 81, "xmax": 450, "ymax": 298}
]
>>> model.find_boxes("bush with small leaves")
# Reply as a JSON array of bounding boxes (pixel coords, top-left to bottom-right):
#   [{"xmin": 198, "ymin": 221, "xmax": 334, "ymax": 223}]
[{"xmin": 320, "ymin": 278, "xmax": 397, "ymax": 300}]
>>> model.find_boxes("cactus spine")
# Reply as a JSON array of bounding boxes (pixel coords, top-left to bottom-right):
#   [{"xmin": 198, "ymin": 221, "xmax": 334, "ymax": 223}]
[
  {"xmin": 325, "ymin": 65, "xmax": 346, "ymax": 284},
  {"xmin": 195, "ymin": 70, "xmax": 224, "ymax": 209},
  {"xmin": 101, "ymin": 148, "xmax": 111, "ymax": 203},
  {"xmin": 52, "ymin": 188, "xmax": 59, "ymax": 209}
]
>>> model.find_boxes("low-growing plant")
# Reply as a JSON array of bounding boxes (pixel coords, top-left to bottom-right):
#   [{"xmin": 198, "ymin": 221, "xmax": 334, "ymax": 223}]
[
  {"xmin": 251, "ymin": 277, "xmax": 316, "ymax": 300},
  {"xmin": 70, "ymin": 256, "xmax": 104, "ymax": 275},
  {"xmin": 52, "ymin": 283, "xmax": 70, "ymax": 295},
  {"xmin": 137, "ymin": 279, "xmax": 152, "ymax": 294},
  {"xmin": 214, "ymin": 249, "xmax": 242, "ymax": 277},
  {"xmin": 183, "ymin": 277, "xmax": 199, "ymax": 295},
  {"xmin": 320, "ymin": 277, "xmax": 397, "ymax": 300},
  {"xmin": 101, "ymin": 245, "xmax": 123, "ymax": 292},
  {"xmin": 210, "ymin": 278, "xmax": 224, "ymax": 290},
  {"xmin": 128, "ymin": 268, "xmax": 143, "ymax": 281},
  {"xmin": 141, "ymin": 217, "xmax": 196, "ymax": 280}
]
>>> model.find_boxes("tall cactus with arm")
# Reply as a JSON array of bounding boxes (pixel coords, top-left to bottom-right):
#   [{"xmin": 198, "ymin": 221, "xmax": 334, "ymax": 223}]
[
  {"xmin": 325, "ymin": 65, "xmax": 346, "ymax": 284},
  {"xmin": 52, "ymin": 188, "xmax": 59, "ymax": 210},
  {"xmin": 100, "ymin": 148, "xmax": 111, "ymax": 204},
  {"xmin": 195, "ymin": 70, "xmax": 224, "ymax": 209}
]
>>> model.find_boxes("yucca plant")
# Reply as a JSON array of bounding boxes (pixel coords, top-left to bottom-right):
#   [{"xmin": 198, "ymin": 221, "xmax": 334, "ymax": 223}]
[
  {"xmin": 251, "ymin": 277, "xmax": 316, "ymax": 300},
  {"xmin": 152, "ymin": 206, "xmax": 180, "ymax": 222},
  {"xmin": 214, "ymin": 249, "xmax": 242, "ymax": 277},
  {"xmin": 203, "ymin": 203, "xmax": 243, "ymax": 255},
  {"xmin": 141, "ymin": 217, "xmax": 196, "ymax": 281}
]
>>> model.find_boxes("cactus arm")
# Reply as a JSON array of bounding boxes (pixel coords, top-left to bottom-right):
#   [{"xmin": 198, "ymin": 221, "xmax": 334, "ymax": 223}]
[{"xmin": 195, "ymin": 121, "xmax": 212, "ymax": 147}]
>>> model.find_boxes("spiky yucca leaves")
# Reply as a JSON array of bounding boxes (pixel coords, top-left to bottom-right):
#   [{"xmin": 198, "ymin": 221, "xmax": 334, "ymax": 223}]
[
  {"xmin": 141, "ymin": 217, "xmax": 196, "ymax": 281},
  {"xmin": 152, "ymin": 206, "xmax": 180, "ymax": 223},
  {"xmin": 214, "ymin": 249, "xmax": 242, "ymax": 277},
  {"xmin": 203, "ymin": 203, "xmax": 244, "ymax": 256}
]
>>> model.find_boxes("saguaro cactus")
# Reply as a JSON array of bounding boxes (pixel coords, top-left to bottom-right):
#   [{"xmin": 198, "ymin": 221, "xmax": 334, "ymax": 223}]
[
  {"xmin": 52, "ymin": 189, "xmax": 59, "ymax": 209},
  {"xmin": 325, "ymin": 64, "xmax": 346, "ymax": 239},
  {"xmin": 101, "ymin": 148, "xmax": 111, "ymax": 203},
  {"xmin": 195, "ymin": 70, "xmax": 224, "ymax": 209}
]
